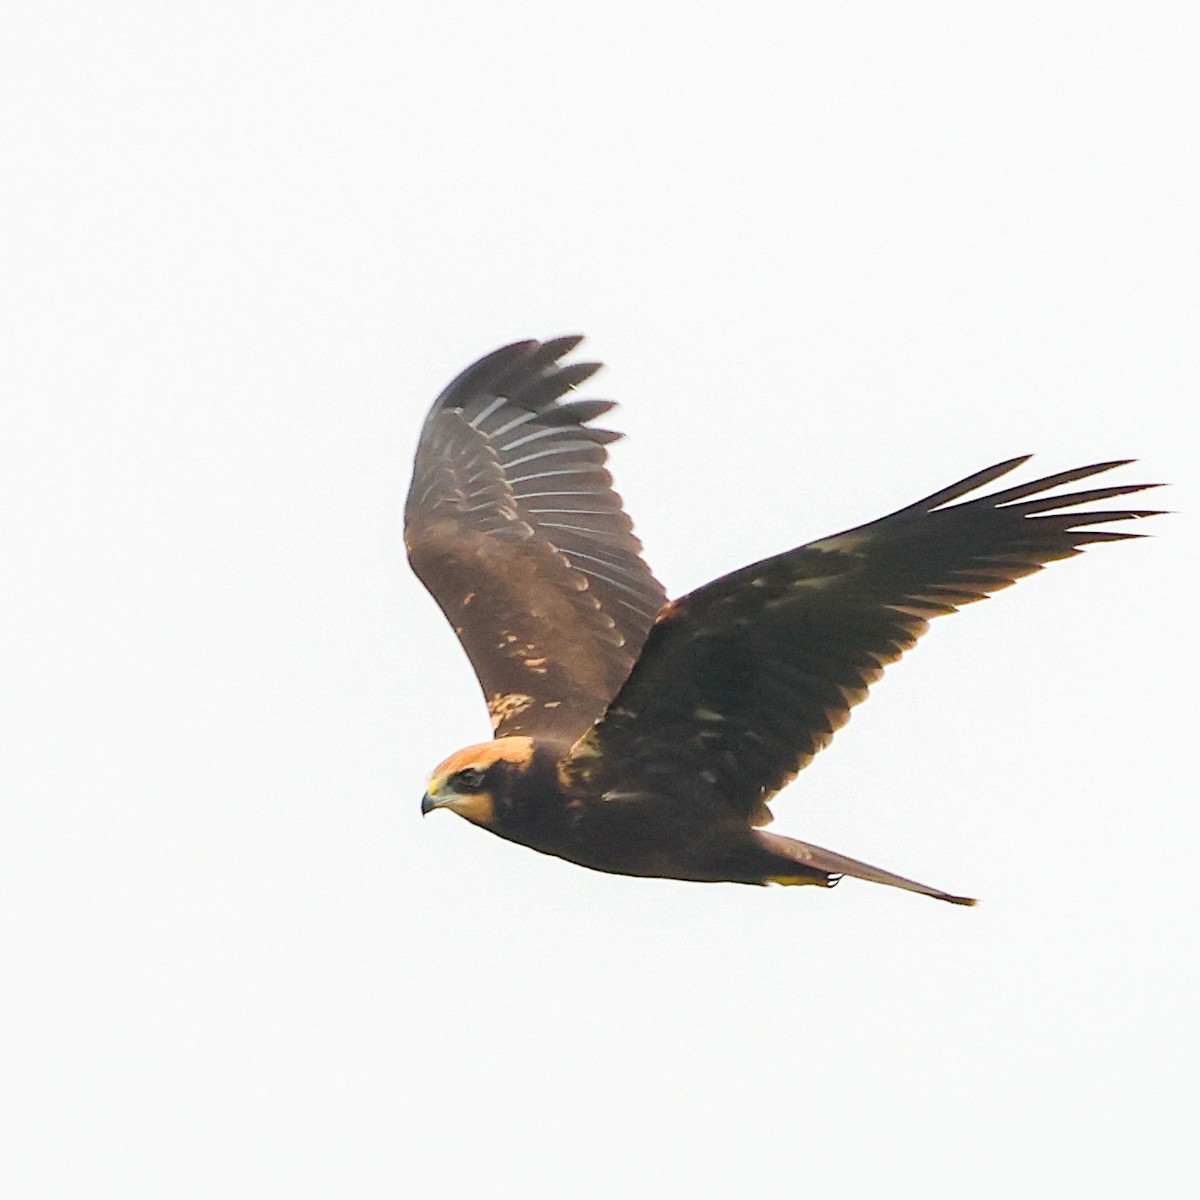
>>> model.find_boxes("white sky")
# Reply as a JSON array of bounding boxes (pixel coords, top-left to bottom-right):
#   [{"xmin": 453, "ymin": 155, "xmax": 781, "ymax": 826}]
[{"xmin": 3, "ymin": 3, "xmax": 1197, "ymax": 1197}]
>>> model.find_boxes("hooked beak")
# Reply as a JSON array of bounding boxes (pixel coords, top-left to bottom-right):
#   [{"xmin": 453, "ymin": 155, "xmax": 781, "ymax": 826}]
[
  {"xmin": 422, "ymin": 778, "xmax": 458, "ymax": 816},
  {"xmin": 418, "ymin": 779, "xmax": 495, "ymax": 827}
]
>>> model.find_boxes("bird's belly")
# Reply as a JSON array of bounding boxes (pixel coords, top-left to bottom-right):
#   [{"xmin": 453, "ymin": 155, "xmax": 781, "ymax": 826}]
[{"xmin": 521, "ymin": 799, "xmax": 757, "ymax": 884}]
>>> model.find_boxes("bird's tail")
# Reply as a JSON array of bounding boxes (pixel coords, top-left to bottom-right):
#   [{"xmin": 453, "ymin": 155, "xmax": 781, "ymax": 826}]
[{"xmin": 754, "ymin": 830, "xmax": 977, "ymax": 906}]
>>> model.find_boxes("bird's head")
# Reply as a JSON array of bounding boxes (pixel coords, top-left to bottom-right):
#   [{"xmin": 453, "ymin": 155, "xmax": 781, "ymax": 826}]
[{"xmin": 421, "ymin": 737, "xmax": 536, "ymax": 827}]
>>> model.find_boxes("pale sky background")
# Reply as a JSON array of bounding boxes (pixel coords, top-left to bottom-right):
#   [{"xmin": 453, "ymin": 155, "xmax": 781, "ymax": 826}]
[{"xmin": 2, "ymin": 3, "xmax": 1197, "ymax": 1197}]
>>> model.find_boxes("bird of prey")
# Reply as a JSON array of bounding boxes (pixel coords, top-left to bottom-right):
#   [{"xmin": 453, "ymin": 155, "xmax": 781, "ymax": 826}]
[{"xmin": 406, "ymin": 337, "xmax": 1159, "ymax": 904}]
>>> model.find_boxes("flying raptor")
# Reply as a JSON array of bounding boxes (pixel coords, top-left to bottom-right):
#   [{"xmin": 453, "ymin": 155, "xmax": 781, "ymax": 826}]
[{"xmin": 406, "ymin": 337, "xmax": 1159, "ymax": 904}]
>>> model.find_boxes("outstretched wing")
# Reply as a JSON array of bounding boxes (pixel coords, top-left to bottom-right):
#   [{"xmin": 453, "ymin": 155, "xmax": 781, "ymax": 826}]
[
  {"xmin": 405, "ymin": 337, "xmax": 666, "ymax": 740},
  {"xmin": 560, "ymin": 457, "xmax": 1161, "ymax": 823}
]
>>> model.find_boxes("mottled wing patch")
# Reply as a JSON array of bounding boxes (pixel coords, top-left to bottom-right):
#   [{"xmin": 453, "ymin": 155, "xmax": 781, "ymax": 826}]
[{"xmin": 488, "ymin": 691, "xmax": 535, "ymax": 732}]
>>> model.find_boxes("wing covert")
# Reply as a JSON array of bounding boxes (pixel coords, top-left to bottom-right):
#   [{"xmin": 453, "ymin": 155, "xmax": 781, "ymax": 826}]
[
  {"xmin": 560, "ymin": 457, "xmax": 1161, "ymax": 824},
  {"xmin": 405, "ymin": 337, "xmax": 667, "ymax": 740}
]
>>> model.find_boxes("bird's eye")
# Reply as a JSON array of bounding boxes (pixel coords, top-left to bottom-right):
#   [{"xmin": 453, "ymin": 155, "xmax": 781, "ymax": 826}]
[{"xmin": 452, "ymin": 767, "xmax": 486, "ymax": 792}]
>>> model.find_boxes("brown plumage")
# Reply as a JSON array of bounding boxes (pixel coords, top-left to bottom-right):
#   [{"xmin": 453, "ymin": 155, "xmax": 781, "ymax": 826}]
[{"xmin": 408, "ymin": 337, "xmax": 1161, "ymax": 904}]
